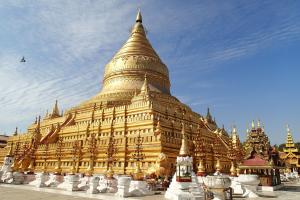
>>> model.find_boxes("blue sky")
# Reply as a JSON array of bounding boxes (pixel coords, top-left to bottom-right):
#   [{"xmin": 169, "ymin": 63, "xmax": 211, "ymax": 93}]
[{"xmin": 0, "ymin": 0, "xmax": 299, "ymax": 145}]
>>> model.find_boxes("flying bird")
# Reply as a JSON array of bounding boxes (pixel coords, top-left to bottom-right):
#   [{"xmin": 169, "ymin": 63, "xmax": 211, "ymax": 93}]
[{"xmin": 20, "ymin": 56, "xmax": 26, "ymax": 63}]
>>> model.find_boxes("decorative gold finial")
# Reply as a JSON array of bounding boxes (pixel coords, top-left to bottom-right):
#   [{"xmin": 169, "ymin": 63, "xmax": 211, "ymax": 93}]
[
  {"xmin": 287, "ymin": 124, "xmax": 291, "ymax": 134},
  {"xmin": 197, "ymin": 159, "xmax": 206, "ymax": 176},
  {"xmin": 179, "ymin": 123, "xmax": 190, "ymax": 156},
  {"xmin": 154, "ymin": 117, "xmax": 161, "ymax": 136},
  {"xmin": 106, "ymin": 165, "xmax": 114, "ymax": 179},
  {"xmin": 45, "ymin": 109, "xmax": 49, "ymax": 118},
  {"xmin": 257, "ymin": 119, "xmax": 261, "ymax": 128},
  {"xmin": 36, "ymin": 115, "xmax": 41, "ymax": 130},
  {"xmin": 232, "ymin": 125, "xmax": 237, "ymax": 134},
  {"xmin": 215, "ymin": 158, "xmax": 221, "ymax": 173},
  {"xmin": 133, "ymin": 162, "xmax": 144, "ymax": 180},
  {"xmin": 27, "ymin": 159, "xmax": 35, "ymax": 174},
  {"xmin": 230, "ymin": 161, "xmax": 236, "ymax": 176},
  {"xmin": 136, "ymin": 9, "xmax": 142, "ymax": 23},
  {"xmin": 251, "ymin": 120, "xmax": 255, "ymax": 129},
  {"xmin": 13, "ymin": 127, "xmax": 18, "ymax": 136},
  {"xmin": 51, "ymin": 100, "xmax": 60, "ymax": 117},
  {"xmin": 7, "ymin": 144, "xmax": 13, "ymax": 156}
]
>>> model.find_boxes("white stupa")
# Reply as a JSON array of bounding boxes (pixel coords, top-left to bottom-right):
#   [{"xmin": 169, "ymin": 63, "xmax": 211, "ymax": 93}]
[
  {"xmin": 0, "ymin": 145, "xmax": 14, "ymax": 183},
  {"xmin": 165, "ymin": 123, "xmax": 205, "ymax": 200}
]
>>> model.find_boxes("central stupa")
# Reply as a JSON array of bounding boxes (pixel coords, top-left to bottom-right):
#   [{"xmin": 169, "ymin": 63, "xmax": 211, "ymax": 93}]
[
  {"xmin": 91, "ymin": 10, "xmax": 170, "ymax": 103},
  {"xmin": 0, "ymin": 11, "xmax": 242, "ymax": 177}
]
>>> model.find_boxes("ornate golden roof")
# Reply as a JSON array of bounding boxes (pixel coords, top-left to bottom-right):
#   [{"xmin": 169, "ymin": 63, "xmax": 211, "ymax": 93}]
[
  {"xmin": 99, "ymin": 10, "xmax": 170, "ymax": 97},
  {"xmin": 285, "ymin": 125, "xmax": 298, "ymax": 150}
]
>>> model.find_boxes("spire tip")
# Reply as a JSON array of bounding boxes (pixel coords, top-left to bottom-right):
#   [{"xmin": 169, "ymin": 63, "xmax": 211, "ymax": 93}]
[{"xmin": 136, "ymin": 9, "xmax": 142, "ymax": 23}]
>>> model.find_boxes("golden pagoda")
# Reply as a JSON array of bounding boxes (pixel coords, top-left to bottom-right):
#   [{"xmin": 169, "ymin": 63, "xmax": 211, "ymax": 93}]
[
  {"xmin": 239, "ymin": 120, "xmax": 283, "ymax": 187},
  {"xmin": 243, "ymin": 120, "xmax": 271, "ymax": 159},
  {"xmin": 0, "ymin": 11, "xmax": 242, "ymax": 176},
  {"xmin": 279, "ymin": 125, "xmax": 300, "ymax": 172}
]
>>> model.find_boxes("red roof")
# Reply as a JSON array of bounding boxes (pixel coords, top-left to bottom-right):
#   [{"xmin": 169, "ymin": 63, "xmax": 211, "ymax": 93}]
[{"xmin": 242, "ymin": 154, "xmax": 268, "ymax": 166}]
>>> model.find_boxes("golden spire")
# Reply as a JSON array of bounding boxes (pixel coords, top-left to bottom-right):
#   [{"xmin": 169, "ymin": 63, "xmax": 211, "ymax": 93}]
[
  {"xmin": 206, "ymin": 107, "xmax": 212, "ymax": 120},
  {"xmin": 51, "ymin": 100, "xmax": 60, "ymax": 117},
  {"xmin": 136, "ymin": 9, "xmax": 142, "ymax": 23},
  {"xmin": 36, "ymin": 115, "xmax": 41, "ymax": 130},
  {"xmin": 45, "ymin": 109, "xmax": 49, "ymax": 118},
  {"xmin": 230, "ymin": 161, "xmax": 236, "ymax": 176},
  {"xmin": 197, "ymin": 159, "xmax": 206, "ymax": 176},
  {"xmin": 215, "ymin": 158, "xmax": 221, "ymax": 173},
  {"xmin": 257, "ymin": 119, "xmax": 261, "ymax": 128},
  {"xmin": 7, "ymin": 144, "xmax": 13, "ymax": 156},
  {"xmin": 231, "ymin": 125, "xmax": 238, "ymax": 145},
  {"xmin": 251, "ymin": 120, "xmax": 255, "ymax": 129},
  {"xmin": 287, "ymin": 124, "xmax": 291, "ymax": 135},
  {"xmin": 285, "ymin": 124, "xmax": 296, "ymax": 149},
  {"xmin": 141, "ymin": 73, "xmax": 150, "ymax": 93},
  {"xmin": 179, "ymin": 123, "xmax": 190, "ymax": 156},
  {"xmin": 13, "ymin": 127, "xmax": 18, "ymax": 136},
  {"xmin": 232, "ymin": 125, "xmax": 237, "ymax": 135}
]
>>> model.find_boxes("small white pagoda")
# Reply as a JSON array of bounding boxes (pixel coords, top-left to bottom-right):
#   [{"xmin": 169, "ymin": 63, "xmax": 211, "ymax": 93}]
[{"xmin": 165, "ymin": 123, "xmax": 204, "ymax": 200}]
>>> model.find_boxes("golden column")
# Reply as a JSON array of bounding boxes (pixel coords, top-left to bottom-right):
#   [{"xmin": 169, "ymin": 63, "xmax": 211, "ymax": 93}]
[
  {"xmin": 54, "ymin": 137, "xmax": 64, "ymax": 175},
  {"xmin": 85, "ymin": 131, "xmax": 97, "ymax": 176},
  {"xmin": 105, "ymin": 132, "xmax": 118, "ymax": 178},
  {"xmin": 70, "ymin": 140, "xmax": 82, "ymax": 175},
  {"xmin": 131, "ymin": 130, "xmax": 145, "ymax": 180}
]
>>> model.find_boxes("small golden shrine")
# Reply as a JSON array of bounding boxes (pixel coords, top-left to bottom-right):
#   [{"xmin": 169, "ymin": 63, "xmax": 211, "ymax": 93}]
[
  {"xmin": 279, "ymin": 125, "xmax": 300, "ymax": 172},
  {"xmin": 0, "ymin": 11, "xmax": 243, "ymax": 177}
]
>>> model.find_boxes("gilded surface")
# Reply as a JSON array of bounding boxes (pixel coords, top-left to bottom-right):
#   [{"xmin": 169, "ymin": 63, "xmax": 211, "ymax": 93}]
[
  {"xmin": 279, "ymin": 125, "xmax": 300, "ymax": 168},
  {"xmin": 0, "ymin": 11, "xmax": 243, "ymax": 176}
]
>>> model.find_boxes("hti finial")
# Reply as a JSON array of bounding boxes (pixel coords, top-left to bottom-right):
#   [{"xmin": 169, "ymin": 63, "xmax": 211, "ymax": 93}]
[
  {"xmin": 287, "ymin": 124, "xmax": 291, "ymax": 134},
  {"xmin": 179, "ymin": 122, "xmax": 190, "ymax": 156},
  {"xmin": 136, "ymin": 9, "xmax": 142, "ymax": 23},
  {"xmin": 13, "ymin": 127, "xmax": 18, "ymax": 136},
  {"xmin": 257, "ymin": 119, "xmax": 261, "ymax": 128}
]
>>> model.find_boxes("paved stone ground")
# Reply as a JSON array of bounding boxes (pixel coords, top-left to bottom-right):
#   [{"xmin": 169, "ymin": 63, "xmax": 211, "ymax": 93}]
[
  {"xmin": 0, "ymin": 184, "xmax": 165, "ymax": 200},
  {"xmin": 235, "ymin": 182, "xmax": 300, "ymax": 200},
  {"xmin": 0, "ymin": 182, "xmax": 300, "ymax": 200}
]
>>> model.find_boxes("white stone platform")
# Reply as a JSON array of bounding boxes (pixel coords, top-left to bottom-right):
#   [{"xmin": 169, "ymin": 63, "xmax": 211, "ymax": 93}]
[
  {"xmin": 165, "ymin": 172, "xmax": 204, "ymax": 200},
  {"xmin": 0, "ymin": 183, "xmax": 158, "ymax": 200},
  {"xmin": 256, "ymin": 184, "xmax": 284, "ymax": 192}
]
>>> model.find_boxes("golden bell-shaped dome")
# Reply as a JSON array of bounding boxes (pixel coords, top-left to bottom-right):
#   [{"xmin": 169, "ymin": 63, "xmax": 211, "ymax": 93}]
[{"xmin": 100, "ymin": 10, "xmax": 170, "ymax": 97}]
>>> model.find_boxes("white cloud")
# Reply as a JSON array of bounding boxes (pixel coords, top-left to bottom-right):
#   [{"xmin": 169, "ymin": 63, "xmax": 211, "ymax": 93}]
[{"xmin": 0, "ymin": 0, "xmax": 300, "ymax": 136}]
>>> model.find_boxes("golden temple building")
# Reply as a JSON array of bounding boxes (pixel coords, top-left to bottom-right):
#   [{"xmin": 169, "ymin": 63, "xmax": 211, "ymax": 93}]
[
  {"xmin": 243, "ymin": 120, "xmax": 271, "ymax": 159},
  {"xmin": 279, "ymin": 125, "xmax": 300, "ymax": 172},
  {"xmin": 0, "ymin": 11, "xmax": 243, "ymax": 177},
  {"xmin": 239, "ymin": 120, "xmax": 283, "ymax": 186}
]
